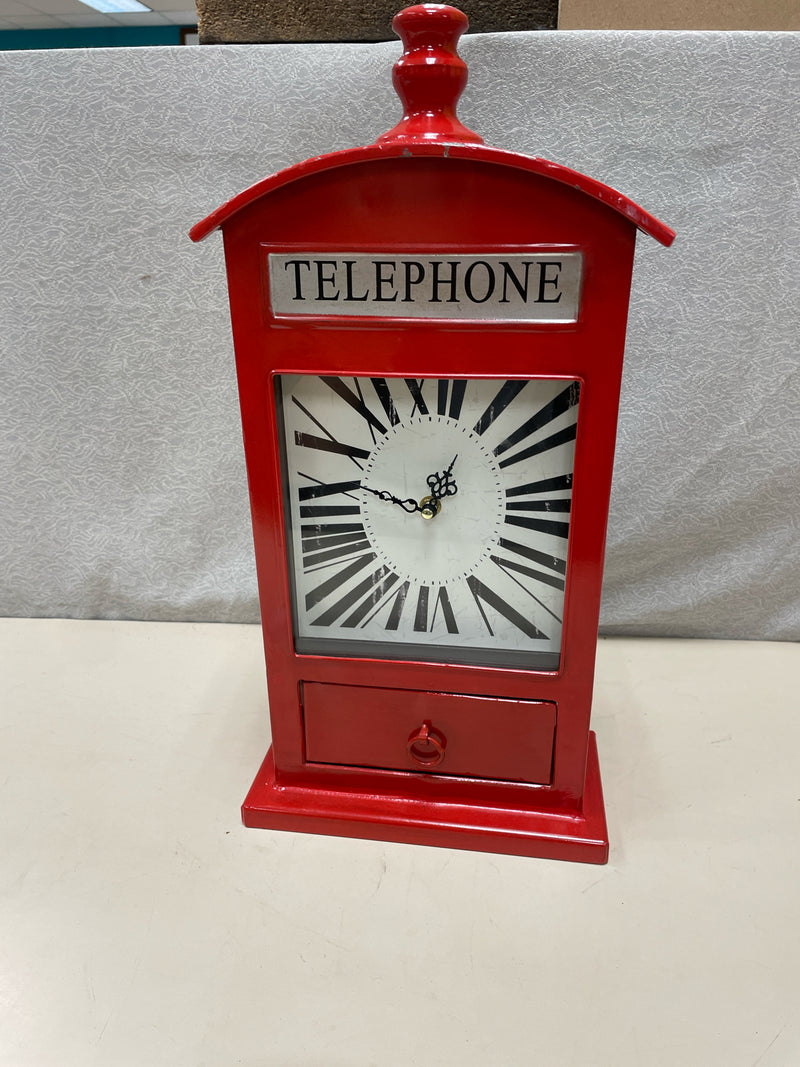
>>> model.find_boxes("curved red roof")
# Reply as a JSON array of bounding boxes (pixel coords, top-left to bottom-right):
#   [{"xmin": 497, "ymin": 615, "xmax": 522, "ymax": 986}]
[{"xmin": 189, "ymin": 140, "xmax": 675, "ymax": 248}]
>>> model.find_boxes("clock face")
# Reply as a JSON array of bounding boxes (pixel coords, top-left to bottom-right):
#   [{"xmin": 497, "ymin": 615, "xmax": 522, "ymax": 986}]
[{"xmin": 276, "ymin": 375, "xmax": 580, "ymax": 669}]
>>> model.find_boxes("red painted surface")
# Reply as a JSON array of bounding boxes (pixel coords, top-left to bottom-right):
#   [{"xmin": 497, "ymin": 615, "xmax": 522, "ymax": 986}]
[
  {"xmin": 303, "ymin": 683, "xmax": 557, "ymax": 783},
  {"xmin": 191, "ymin": 4, "xmax": 673, "ymax": 862}
]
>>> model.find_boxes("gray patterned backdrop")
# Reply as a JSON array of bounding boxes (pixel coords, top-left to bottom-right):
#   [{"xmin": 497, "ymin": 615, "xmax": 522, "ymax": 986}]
[{"xmin": 1, "ymin": 32, "xmax": 798, "ymax": 639}]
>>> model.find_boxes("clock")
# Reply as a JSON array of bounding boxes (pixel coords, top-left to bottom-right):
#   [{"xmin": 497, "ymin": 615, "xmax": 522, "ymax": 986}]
[
  {"xmin": 278, "ymin": 373, "xmax": 579, "ymax": 670},
  {"xmin": 190, "ymin": 2, "xmax": 674, "ymax": 862}
]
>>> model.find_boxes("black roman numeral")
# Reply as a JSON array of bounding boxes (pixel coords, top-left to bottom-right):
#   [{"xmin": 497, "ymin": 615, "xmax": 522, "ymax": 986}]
[
  {"xmin": 320, "ymin": 376, "xmax": 388, "ymax": 437},
  {"xmin": 305, "ymin": 552, "xmax": 379, "ymax": 610},
  {"xmin": 505, "ymin": 474, "xmax": 572, "ymax": 498},
  {"xmin": 299, "ymin": 504, "xmax": 362, "ymax": 518},
  {"xmin": 466, "ymin": 575, "xmax": 548, "ymax": 640},
  {"xmin": 473, "ymin": 380, "xmax": 528, "ymax": 436},
  {"xmin": 351, "ymin": 581, "xmax": 460, "ymax": 634},
  {"xmin": 291, "ymin": 394, "xmax": 372, "ymax": 469},
  {"xmin": 298, "ymin": 478, "xmax": 362, "ymax": 501},
  {"xmin": 487, "ymin": 557, "xmax": 564, "ymax": 624},
  {"xmin": 497, "ymin": 423, "xmax": 577, "ymax": 470},
  {"xmin": 504, "ymin": 513, "xmax": 570, "ymax": 539},
  {"xmin": 497, "ymin": 537, "xmax": 566, "ymax": 578},
  {"xmin": 437, "ymin": 379, "xmax": 467, "ymax": 420},
  {"xmin": 431, "ymin": 586, "xmax": 458, "ymax": 633},
  {"xmin": 294, "ymin": 432, "xmax": 371, "ymax": 462},
  {"xmin": 504, "ymin": 472, "xmax": 573, "ymax": 536},
  {"xmin": 505, "ymin": 500, "xmax": 571, "ymax": 514},
  {"xmin": 411, "ymin": 585, "xmax": 459, "ymax": 633},
  {"xmin": 493, "ymin": 382, "xmax": 579, "ymax": 457},
  {"xmin": 404, "ymin": 379, "xmax": 429, "ymax": 416},
  {"xmin": 413, "ymin": 585, "xmax": 430, "ymax": 632},
  {"xmin": 311, "ymin": 564, "xmax": 402, "ymax": 628},
  {"xmin": 370, "ymin": 378, "xmax": 401, "ymax": 426},
  {"xmin": 385, "ymin": 581, "xmax": 411, "ymax": 630},
  {"xmin": 298, "ymin": 477, "xmax": 364, "ymax": 519},
  {"xmin": 301, "ymin": 522, "xmax": 370, "ymax": 568},
  {"xmin": 490, "ymin": 553, "xmax": 565, "ymax": 592}
]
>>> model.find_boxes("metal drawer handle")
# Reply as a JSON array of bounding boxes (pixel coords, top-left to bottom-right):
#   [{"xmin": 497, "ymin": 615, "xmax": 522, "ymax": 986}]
[{"xmin": 407, "ymin": 720, "xmax": 446, "ymax": 768}]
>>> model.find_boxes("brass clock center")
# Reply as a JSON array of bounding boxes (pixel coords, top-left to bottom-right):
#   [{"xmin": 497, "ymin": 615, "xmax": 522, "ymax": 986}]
[{"xmin": 419, "ymin": 495, "xmax": 441, "ymax": 520}]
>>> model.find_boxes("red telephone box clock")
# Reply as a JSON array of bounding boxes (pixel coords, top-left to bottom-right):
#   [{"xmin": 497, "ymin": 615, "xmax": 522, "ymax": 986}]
[{"xmin": 191, "ymin": 4, "xmax": 674, "ymax": 863}]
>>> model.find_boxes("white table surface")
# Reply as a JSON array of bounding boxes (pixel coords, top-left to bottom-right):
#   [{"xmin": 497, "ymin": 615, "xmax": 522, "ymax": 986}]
[{"xmin": 1, "ymin": 619, "xmax": 798, "ymax": 1066}]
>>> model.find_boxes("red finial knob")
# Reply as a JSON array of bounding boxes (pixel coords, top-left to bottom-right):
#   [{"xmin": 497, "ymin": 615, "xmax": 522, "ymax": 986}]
[{"xmin": 376, "ymin": 4, "xmax": 483, "ymax": 145}]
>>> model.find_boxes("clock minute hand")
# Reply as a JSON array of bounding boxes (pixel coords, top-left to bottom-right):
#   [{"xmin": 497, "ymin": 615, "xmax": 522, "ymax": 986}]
[
  {"xmin": 426, "ymin": 454, "xmax": 459, "ymax": 501},
  {"xmin": 360, "ymin": 484, "xmax": 421, "ymax": 515}
]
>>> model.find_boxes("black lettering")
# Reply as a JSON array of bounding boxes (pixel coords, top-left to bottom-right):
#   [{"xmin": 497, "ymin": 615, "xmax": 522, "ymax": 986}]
[
  {"xmin": 284, "ymin": 260, "xmax": 311, "ymax": 300},
  {"xmin": 343, "ymin": 261, "xmax": 369, "ymax": 301},
  {"xmin": 315, "ymin": 260, "xmax": 340, "ymax": 301},
  {"xmin": 430, "ymin": 260, "xmax": 460, "ymax": 303},
  {"xmin": 402, "ymin": 261, "xmax": 425, "ymax": 302},
  {"xmin": 373, "ymin": 260, "xmax": 398, "ymax": 302},
  {"xmin": 499, "ymin": 261, "xmax": 532, "ymax": 303},
  {"xmin": 536, "ymin": 261, "xmax": 562, "ymax": 303},
  {"xmin": 463, "ymin": 260, "xmax": 495, "ymax": 304}
]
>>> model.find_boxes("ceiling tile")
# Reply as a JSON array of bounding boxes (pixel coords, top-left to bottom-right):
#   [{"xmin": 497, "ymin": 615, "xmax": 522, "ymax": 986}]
[
  {"xmin": 27, "ymin": 0, "xmax": 91, "ymax": 14},
  {"xmin": 158, "ymin": 9, "xmax": 196, "ymax": 23},
  {"xmin": 59, "ymin": 11, "xmax": 117, "ymax": 25},
  {"xmin": 0, "ymin": 1, "xmax": 37, "ymax": 14},
  {"xmin": 2, "ymin": 12, "xmax": 62, "ymax": 25}
]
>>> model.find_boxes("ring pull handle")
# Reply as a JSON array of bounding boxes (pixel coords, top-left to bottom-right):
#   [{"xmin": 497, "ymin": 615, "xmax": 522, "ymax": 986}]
[{"xmin": 407, "ymin": 720, "xmax": 446, "ymax": 767}]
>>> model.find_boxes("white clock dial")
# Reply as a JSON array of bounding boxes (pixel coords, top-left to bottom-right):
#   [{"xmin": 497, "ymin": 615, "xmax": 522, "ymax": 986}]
[{"xmin": 278, "ymin": 375, "xmax": 579, "ymax": 669}]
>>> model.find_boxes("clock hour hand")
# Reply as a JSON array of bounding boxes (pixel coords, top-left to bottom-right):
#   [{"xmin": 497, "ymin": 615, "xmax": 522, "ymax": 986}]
[
  {"xmin": 362, "ymin": 455, "xmax": 458, "ymax": 521},
  {"xmin": 360, "ymin": 484, "xmax": 421, "ymax": 514}
]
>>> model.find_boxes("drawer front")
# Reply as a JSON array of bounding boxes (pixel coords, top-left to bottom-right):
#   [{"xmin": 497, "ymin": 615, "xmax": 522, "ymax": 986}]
[{"xmin": 303, "ymin": 682, "xmax": 556, "ymax": 785}]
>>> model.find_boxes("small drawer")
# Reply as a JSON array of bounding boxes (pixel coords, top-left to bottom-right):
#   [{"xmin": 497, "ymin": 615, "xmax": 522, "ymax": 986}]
[{"xmin": 302, "ymin": 682, "xmax": 555, "ymax": 785}]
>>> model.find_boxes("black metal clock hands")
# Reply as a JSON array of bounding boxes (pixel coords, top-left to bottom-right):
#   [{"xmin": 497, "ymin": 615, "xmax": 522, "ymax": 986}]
[
  {"xmin": 360, "ymin": 485, "xmax": 422, "ymax": 514},
  {"xmin": 426, "ymin": 454, "xmax": 458, "ymax": 502},
  {"xmin": 363, "ymin": 455, "xmax": 458, "ymax": 519}
]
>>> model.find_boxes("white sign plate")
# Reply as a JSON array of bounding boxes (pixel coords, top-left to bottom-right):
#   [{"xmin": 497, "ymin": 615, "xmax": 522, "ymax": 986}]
[{"xmin": 267, "ymin": 252, "xmax": 582, "ymax": 322}]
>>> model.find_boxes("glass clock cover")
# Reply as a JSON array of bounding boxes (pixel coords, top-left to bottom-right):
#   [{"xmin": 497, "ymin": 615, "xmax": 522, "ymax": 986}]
[{"xmin": 278, "ymin": 375, "xmax": 579, "ymax": 669}]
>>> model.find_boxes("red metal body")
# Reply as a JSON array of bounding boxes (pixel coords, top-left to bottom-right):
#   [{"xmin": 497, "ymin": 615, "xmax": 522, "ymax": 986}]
[{"xmin": 191, "ymin": 4, "xmax": 673, "ymax": 863}]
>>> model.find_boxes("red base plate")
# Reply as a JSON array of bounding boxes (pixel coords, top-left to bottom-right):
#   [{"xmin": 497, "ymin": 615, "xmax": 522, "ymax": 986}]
[{"xmin": 242, "ymin": 731, "xmax": 608, "ymax": 864}]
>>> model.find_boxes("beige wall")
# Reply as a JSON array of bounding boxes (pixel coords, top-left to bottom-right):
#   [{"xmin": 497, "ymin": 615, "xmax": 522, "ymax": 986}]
[{"xmin": 559, "ymin": 0, "xmax": 800, "ymax": 30}]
